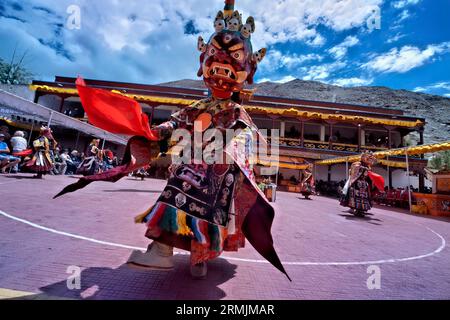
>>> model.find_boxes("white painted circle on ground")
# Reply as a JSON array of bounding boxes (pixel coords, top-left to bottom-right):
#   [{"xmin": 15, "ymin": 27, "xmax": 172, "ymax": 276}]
[{"xmin": 0, "ymin": 209, "xmax": 446, "ymax": 266}]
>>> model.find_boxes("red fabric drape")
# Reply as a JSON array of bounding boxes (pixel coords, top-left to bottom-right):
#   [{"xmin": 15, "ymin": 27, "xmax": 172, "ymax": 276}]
[
  {"xmin": 12, "ymin": 149, "xmax": 33, "ymax": 157},
  {"xmin": 76, "ymin": 77, "xmax": 157, "ymax": 141},
  {"xmin": 368, "ymin": 171, "xmax": 385, "ymax": 191}
]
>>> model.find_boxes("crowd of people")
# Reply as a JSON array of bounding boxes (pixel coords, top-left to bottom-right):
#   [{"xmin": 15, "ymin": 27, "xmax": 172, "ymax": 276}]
[{"xmin": 0, "ymin": 125, "xmax": 119, "ymax": 177}]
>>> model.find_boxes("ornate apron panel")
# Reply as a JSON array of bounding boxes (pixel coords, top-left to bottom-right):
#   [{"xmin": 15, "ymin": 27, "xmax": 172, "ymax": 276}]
[{"xmin": 156, "ymin": 163, "xmax": 239, "ymax": 227}]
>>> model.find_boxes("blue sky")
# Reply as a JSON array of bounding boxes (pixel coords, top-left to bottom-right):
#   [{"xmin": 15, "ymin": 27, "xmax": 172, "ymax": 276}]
[{"xmin": 0, "ymin": 0, "xmax": 449, "ymax": 96}]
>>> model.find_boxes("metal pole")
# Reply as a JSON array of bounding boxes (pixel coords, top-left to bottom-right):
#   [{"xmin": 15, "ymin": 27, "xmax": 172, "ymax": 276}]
[
  {"xmin": 405, "ymin": 149, "xmax": 412, "ymax": 213},
  {"xmin": 275, "ymin": 170, "xmax": 278, "ymax": 185},
  {"xmin": 345, "ymin": 159, "xmax": 349, "ymax": 180},
  {"xmin": 314, "ymin": 162, "xmax": 317, "ymax": 181},
  {"xmin": 386, "ymin": 155, "xmax": 390, "ymax": 189},
  {"xmin": 75, "ymin": 131, "xmax": 80, "ymax": 150},
  {"xmin": 28, "ymin": 115, "xmax": 35, "ymax": 146},
  {"xmin": 101, "ymin": 139, "xmax": 106, "ymax": 150},
  {"xmin": 47, "ymin": 111, "xmax": 54, "ymax": 127}
]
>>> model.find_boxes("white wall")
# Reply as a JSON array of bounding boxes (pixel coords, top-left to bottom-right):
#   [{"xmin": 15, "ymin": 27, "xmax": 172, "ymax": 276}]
[
  {"xmin": 314, "ymin": 164, "xmax": 431, "ymax": 189},
  {"xmin": 0, "ymin": 84, "xmax": 34, "ymax": 101},
  {"xmin": 315, "ymin": 164, "xmax": 329, "ymax": 182},
  {"xmin": 38, "ymin": 94, "xmax": 63, "ymax": 111}
]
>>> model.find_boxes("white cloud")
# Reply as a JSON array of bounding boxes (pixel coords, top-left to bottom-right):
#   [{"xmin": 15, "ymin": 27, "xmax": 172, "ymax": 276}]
[
  {"xmin": 328, "ymin": 36, "xmax": 360, "ymax": 60},
  {"xmin": 413, "ymin": 87, "xmax": 426, "ymax": 92},
  {"xmin": 393, "ymin": 0, "xmax": 421, "ymax": 9},
  {"xmin": 332, "ymin": 77, "xmax": 373, "ymax": 87},
  {"xmin": 386, "ymin": 33, "xmax": 406, "ymax": 44},
  {"xmin": 363, "ymin": 42, "xmax": 450, "ymax": 74},
  {"xmin": 258, "ymin": 75, "xmax": 297, "ymax": 84},
  {"xmin": 398, "ymin": 10, "xmax": 411, "ymax": 22},
  {"xmin": 413, "ymin": 81, "xmax": 450, "ymax": 98},
  {"xmin": 260, "ymin": 50, "xmax": 323, "ymax": 73},
  {"xmin": 414, "ymin": 82, "xmax": 450, "ymax": 92},
  {"xmin": 305, "ymin": 34, "xmax": 326, "ymax": 47},
  {"xmin": 0, "ymin": 0, "xmax": 215, "ymax": 83},
  {"xmin": 0, "ymin": 0, "xmax": 388, "ymax": 85},
  {"xmin": 301, "ymin": 61, "xmax": 347, "ymax": 81},
  {"xmin": 235, "ymin": 0, "xmax": 382, "ymax": 48}
]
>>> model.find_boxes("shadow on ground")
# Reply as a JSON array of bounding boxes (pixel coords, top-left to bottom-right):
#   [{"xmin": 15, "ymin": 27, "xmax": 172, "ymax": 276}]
[
  {"xmin": 3, "ymin": 175, "xmax": 39, "ymax": 180},
  {"xmin": 338, "ymin": 211, "xmax": 383, "ymax": 225},
  {"xmin": 102, "ymin": 189, "xmax": 162, "ymax": 193},
  {"xmin": 5, "ymin": 255, "xmax": 237, "ymax": 300}
]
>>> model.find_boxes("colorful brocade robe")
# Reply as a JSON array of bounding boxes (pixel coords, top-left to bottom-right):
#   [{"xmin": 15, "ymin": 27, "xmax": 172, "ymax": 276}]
[
  {"xmin": 56, "ymin": 92, "xmax": 290, "ymax": 280},
  {"xmin": 136, "ymin": 97, "xmax": 267, "ymax": 264},
  {"xmin": 25, "ymin": 136, "xmax": 54, "ymax": 173},
  {"xmin": 340, "ymin": 162, "xmax": 373, "ymax": 212}
]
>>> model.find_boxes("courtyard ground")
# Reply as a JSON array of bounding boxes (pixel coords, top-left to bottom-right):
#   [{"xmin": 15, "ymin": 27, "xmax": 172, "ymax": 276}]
[{"xmin": 0, "ymin": 173, "xmax": 449, "ymax": 300}]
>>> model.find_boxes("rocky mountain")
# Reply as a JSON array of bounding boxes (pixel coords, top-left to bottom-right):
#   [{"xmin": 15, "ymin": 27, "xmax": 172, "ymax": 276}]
[{"xmin": 161, "ymin": 78, "xmax": 450, "ymax": 144}]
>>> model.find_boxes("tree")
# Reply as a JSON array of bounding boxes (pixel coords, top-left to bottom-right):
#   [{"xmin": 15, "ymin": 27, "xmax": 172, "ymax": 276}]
[
  {"xmin": 0, "ymin": 48, "xmax": 33, "ymax": 85},
  {"xmin": 428, "ymin": 150, "xmax": 450, "ymax": 172}
]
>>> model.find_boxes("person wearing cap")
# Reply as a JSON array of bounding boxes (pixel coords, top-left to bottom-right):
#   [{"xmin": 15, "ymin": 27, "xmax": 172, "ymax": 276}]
[{"xmin": 0, "ymin": 133, "xmax": 21, "ymax": 174}]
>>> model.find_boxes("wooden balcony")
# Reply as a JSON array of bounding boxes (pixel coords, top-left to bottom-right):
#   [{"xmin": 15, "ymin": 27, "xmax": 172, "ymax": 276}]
[{"xmin": 265, "ymin": 137, "xmax": 388, "ymax": 153}]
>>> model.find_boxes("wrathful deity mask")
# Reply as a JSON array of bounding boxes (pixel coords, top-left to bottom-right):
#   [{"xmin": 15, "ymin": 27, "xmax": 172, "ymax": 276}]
[
  {"xmin": 197, "ymin": 8, "xmax": 266, "ymax": 99},
  {"xmin": 361, "ymin": 151, "xmax": 377, "ymax": 166}
]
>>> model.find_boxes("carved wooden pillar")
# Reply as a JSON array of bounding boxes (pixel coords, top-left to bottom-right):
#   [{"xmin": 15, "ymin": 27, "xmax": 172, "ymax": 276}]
[
  {"xmin": 384, "ymin": 125, "xmax": 396, "ymax": 149},
  {"xmin": 150, "ymin": 105, "xmax": 155, "ymax": 126},
  {"xmin": 58, "ymin": 96, "xmax": 65, "ymax": 113},
  {"xmin": 300, "ymin": 119, "xmax": 305, "ymax": 148},
  {"xmin": 357, "ymin": 124, "xmax": 362, "ymax": 152},
  {"xmin": 320, "ymin": 123, "xmax": 326, "ymax": 142},
  {"xmin": 33, "ymin": 92, "xmax": 41, "ymax": 104},
  {"xmin": 326, "ymin": 120, "xmax": 337, "ymax": 150},
  {"xmin": 387, "ymin": 128, "xmax": 391, "ymax": 149}
]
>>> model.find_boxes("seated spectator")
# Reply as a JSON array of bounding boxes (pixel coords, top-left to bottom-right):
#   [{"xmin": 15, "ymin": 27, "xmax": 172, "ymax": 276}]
[
  {"xmin": 10, "ymin": 131, "xmax": 28, "ymax": 153},
  {"xmin": 52, "ymin": 147, "xmax": 63, "ymax": 175},
  {"xmin": 101, "ymin": 150, "xmax": 115, "ymax": 171},
  {"xmin": 0, "ymin": 133, "xmax": 20, "ymax": 174},
  {"xmin": 10, "ymin": 131, "xmax": 28, "ymax": 172},
  {"xmin": 70, "ymin": 150, "xmax": 81, "ymax": 162},
  {"xmin": 67, "ymin": 150, "xmax": 81, "ymax": 174},
  {"xmin": 59, "ymin": 149, "xmax": 73, "ymax": 175},
  {"xmin": 0, "ymin": 126, "xmax": 11, "ymax": 141}
]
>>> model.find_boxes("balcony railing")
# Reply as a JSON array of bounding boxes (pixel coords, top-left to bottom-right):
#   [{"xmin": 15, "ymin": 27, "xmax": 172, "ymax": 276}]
[
  {"xmin": 263, "ymin": 137, "xmax": 421, "ymax": 160},
  {"xmin": 266, "ymin": 137, "xmax": 389, "ymax": 153}
]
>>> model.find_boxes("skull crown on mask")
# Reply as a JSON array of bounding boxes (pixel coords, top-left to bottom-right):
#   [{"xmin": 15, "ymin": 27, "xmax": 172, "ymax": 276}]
[{"xmin": 196, "ymin": 9, "xmax": 266, "ymax": 99}]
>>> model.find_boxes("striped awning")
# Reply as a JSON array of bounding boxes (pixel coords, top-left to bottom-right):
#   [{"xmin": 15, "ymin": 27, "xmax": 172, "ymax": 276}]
[
  {"xmin": 29, "ymin": 84, "xmax": 425, "ymax": 129},
  {"xmin": 257, "ymin": 155, "xmax": 310, "ymax": 170},
  {"xmin": 316, "ymin": 141, "xmax": 450, "ymax": 165}
]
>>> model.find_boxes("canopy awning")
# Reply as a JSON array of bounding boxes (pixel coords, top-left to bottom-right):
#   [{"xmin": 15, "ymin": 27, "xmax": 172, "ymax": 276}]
[
  {"xmin": 257, "ymin": 155, "xmax": 310, "ymax": 170},
  {"xmin": 30, "ymin": 84, "xmax": 424, "ymax": 129},
  {"xmin": 0, "ymin": 90, "xmax": 128, "ymax": 145},
  {"xmin": 378, "ymin": 159, "xmax": 407, "ymax": 169},
  {"xmin": 315, "ymin": 141, "xmax": 450, "ymax": 165}
]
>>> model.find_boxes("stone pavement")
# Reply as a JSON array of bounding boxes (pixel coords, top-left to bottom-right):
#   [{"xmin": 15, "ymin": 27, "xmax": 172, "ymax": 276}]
[{"xmin": 0, "ymin": 173, "xmax": 449, "ymax": 300}]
